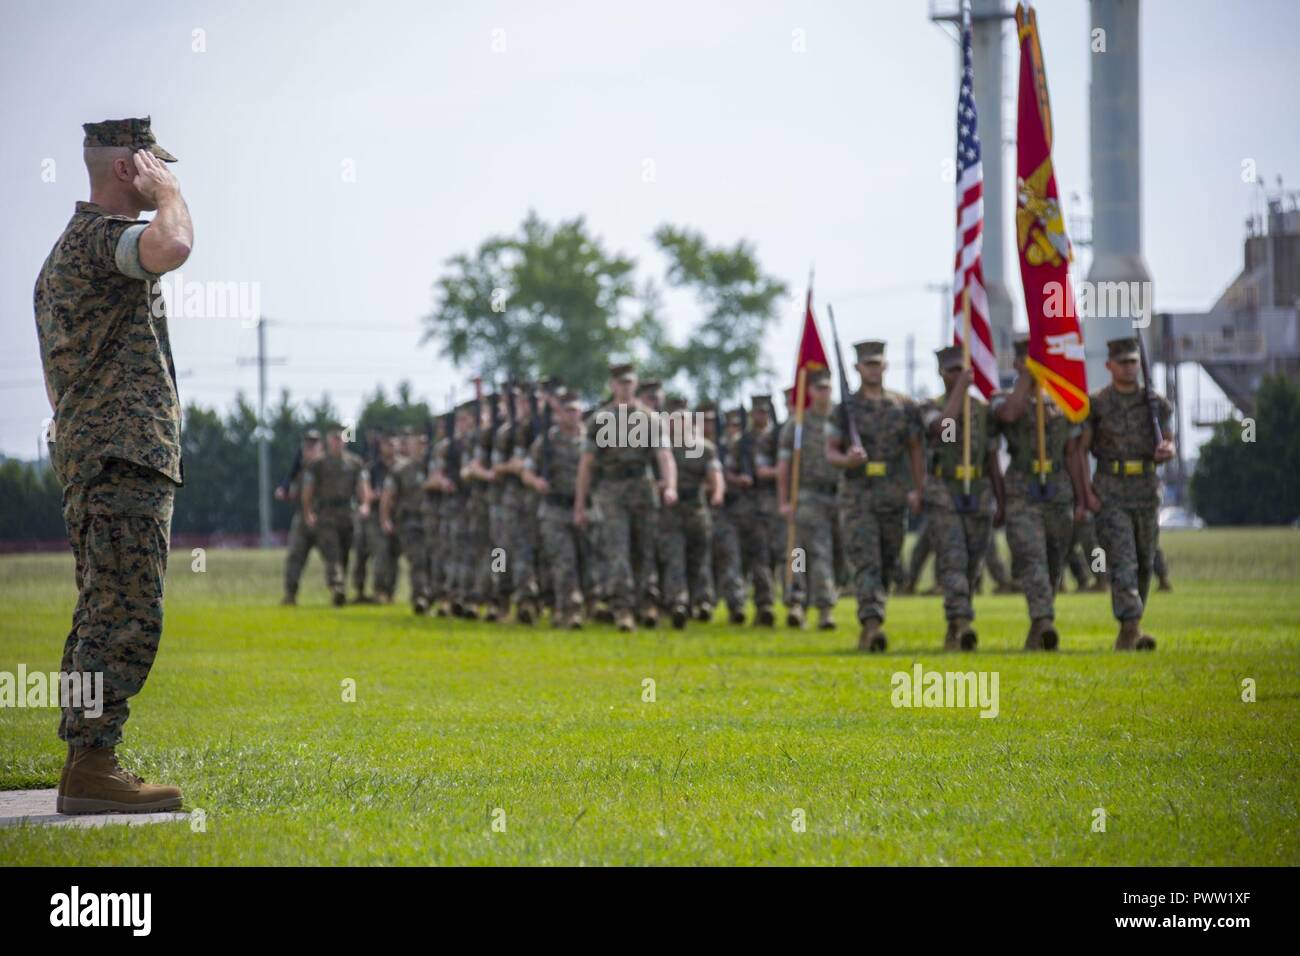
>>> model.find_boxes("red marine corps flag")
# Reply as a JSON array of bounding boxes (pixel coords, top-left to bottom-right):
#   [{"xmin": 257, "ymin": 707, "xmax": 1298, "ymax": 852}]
[
  {"xmin": 792, "ymin": 270, "xmax": 828, "ymax": 409},
  {"xmin": 1014, "ymin": 1, "xmax": 1089, "ymax": 421}
]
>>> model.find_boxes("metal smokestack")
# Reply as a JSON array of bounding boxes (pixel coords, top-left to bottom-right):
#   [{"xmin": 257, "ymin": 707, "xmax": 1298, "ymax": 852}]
[{"xmin": 1086, "ymin": 0, "xmax": 1151, "ymax": 388}]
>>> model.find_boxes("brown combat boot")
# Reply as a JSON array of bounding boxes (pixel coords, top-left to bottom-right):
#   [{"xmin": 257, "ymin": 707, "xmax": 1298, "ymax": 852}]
[
  {"xmin": 641, "ymin": 607, "xmax": 659, "ymax": 629},
  {"xmin": 1158, "ymin": 577, "xmax": 1173, "ymax": 592},
  {"xmin": 755, "ymin": 606, "xmax": 775, "ymax": 627},
  {"xmin": 695, "ymin": 603, "xmax": 714, "ymax": 623},
  {"xmin": 413, "ymin": 595, "xmax": 430, "ymax": 616},
  {"xmin": 55, "ymin": 743, "xmax": 73, "ymax": 812},
  {"xmin": 435, "ymin": 599, "xmax": 450, "ymax": 617},
  {"xmin": 786, "ymin": 605, "xmax": 806, "ymax": 629},
  {"xmin": 568, "ymin": 611, "xmax": 584, "ymax": 630},
  {"xmin": 331, "ymin": 589, "xmax": 346, "ymax": 607},
  {"xmin": 1136, "ymin": 629, "xmax": 1157, "ymax": 651},
  {"xmin": 857, "ymin": 617, "xmax": 887, "ymax": 654},
  {"xmin": 728, "ymin": 608, "xmax": 746, "ymax": 625},
  {"xmin": 943, "ymin": 619, "xmax": 961, "ymax": 652},
  {"xmin": 615, "ymin": 610, "xmax": 636, "ymax": 633},
  {"xmin": 671, "ymin": 605, "xmax": 689, "ymax": 629},
  {"xmin": 1114, "ymin": 618, "xmax": 1140, "ymax": 651},
  {"xmin": 279, "ymin": 592, "xmax": 296, "ymax": 606},
  {"xmin": 817, "ymin": 607, "xmax": 836, "ymax": 631},
  {"xmin": 1025, "ymin": 616, "xmax": 1058, "ymax": 651},
  {"xmin": 60, "ymin": 747, "xmax": 182, "ymax": 815},
  {"xmin": 953, "ymin": 617, "xmax": 978, "ymax": 651},
  {"xmin": 516, "ymin": 600, "xmax": 536, "ymax": 625}
]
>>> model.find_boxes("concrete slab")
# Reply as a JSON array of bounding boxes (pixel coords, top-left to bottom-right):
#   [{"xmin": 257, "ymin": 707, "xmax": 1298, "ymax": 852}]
[{"xmin": 0, "ymin": 789, "xmax": 189, "ymax": 829}]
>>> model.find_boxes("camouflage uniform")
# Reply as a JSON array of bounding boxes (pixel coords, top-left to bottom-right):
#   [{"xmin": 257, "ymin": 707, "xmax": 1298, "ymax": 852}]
[
  {"xmin": 586, "ymin": 400, "xmax": 660, "ymax": 614},
  {"xmin": 992, "ymin": 388, "xmax": 1077, "ymax": 622},
  {"xmin": 384, "ymin": 455, "xmax": 430, "ymax": 608},
  {"xmin": 35, "ymin": 199, "xmax": 183, "ymax": 749},
  {"xmin": 528, "ymin": 422, "xmax": 592, "ymax": 620},
  {"xmin": 283, "ymin": 476, "xmax": 317, "ymax": 598},
  {"xmin": 499, "ymin": 418, "xmax": 541, "ymax": 611},
  {"xmin": 1087, "ymin": 383, "xmax": 1173, "ymax": 622},
  {"xmin": 730, "ymin": 420, "xmax": 780, "ymax": 613},
  {"xmin": 351, "ymin": 458, "xmax": 382, "ymax": 597},
  {"xmin": 827, "ymin": 389, "xmax": 920, "ymax": 625},
  {"xmin": 711, "ymin": 437, "xmax": 747, "ymax": 617},
  {"xmin": 920, "ymin": 394, "xmax": 994, "ymax": 623},
  {"xmin": 659, "ymin": 435, "xmax": 720, "ymax": 615},
  {"xmin": 303, "ymin": 449, "xmax": 364, "ymax": 599},
  {"xmin": 778, "ymin": 409, "xmax": 838, "ymax": 612}
]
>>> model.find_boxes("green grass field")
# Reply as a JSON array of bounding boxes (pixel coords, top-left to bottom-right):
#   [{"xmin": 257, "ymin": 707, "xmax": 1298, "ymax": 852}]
[{"xmin": 1, "ymin": 529, "xmax": 1298, "ymax": 865}]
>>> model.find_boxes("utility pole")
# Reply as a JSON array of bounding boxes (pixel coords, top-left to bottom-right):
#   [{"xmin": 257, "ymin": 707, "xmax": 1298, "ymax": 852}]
[
  {"xmin": 905, "ymin": 334, "xmax": 917, "ymax": 398},
  {"xmin": 238, "ymin": 318, "xmax": 286, "ymax": 548}
]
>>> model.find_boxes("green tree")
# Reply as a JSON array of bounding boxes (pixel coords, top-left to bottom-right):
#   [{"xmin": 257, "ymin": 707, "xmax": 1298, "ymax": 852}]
[
  {"xmin": 422, "ymin": 211, "xmax": 658, "ymax": 398},
  {"xmin": 1190, "ymin": 375, "xmax": 1300, "ymax": 524},
  {"xmin": 652, "ymin": 225, "xmax": 787, "ymax": 404}
]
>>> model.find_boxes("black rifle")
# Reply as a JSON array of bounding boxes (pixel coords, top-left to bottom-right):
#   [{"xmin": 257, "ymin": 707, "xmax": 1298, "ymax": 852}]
[
  {"xmin": 505, "ymin": 380, "xmax": 518, "ymax": 454},
  {"xmin": 278, "ymin": 445, "xmax": 303, "ymax": 496},
  {"xmin": 527, "ymin": 385, "xmax": 541, "ymax": 447},
  {"xmin": 827, "ymin": 303, "xmax": 863, "ymax": 452},
  {"xmin": 1137, "ymin": 331, "xmax": 1164, "ymax": 449},
  {"xmin": 540, "ymin": 398, "xmax": 553, "ymax": 483},
  {"xmin": 444, "ymin": 410, "xmax": 461, "ymax": 492},
  {"xmin": 738, "ymin": 404, "xmax": 756, "ymax": 480}
]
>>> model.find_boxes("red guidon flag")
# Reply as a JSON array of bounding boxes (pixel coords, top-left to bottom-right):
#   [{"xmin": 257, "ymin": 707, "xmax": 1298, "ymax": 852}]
[
  {"xmin": 792, "ymin": 276, "xmax": 828, "ymax": 409},
  {"xmin": 1014, "ymin": 2, "xmax": 1088, "ymax": 421}
]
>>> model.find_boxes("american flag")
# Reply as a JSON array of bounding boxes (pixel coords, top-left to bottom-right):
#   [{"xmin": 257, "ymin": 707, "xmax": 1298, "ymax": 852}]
[{"xmin": 952, "ymin": 1, "xmax": 997, "ymax": 398}]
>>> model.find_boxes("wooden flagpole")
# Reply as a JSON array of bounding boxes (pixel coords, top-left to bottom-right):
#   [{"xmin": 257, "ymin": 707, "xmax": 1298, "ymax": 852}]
[
  {"xmin": 784, "ymin": 366, "xmax": 808, "ymax": 590},
  {"xmin": 1035, "ymin": 380, "xmax": 1048, "ymax": 488},
  {"xmin": 961, "ymin": 288, "xmax": 972, "ymax": 498}
]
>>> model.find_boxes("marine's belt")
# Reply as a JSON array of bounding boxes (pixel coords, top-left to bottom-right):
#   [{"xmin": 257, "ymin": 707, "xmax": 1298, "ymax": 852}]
[
  {"xmin": 933, "ymin": 464, "xmax": 983, "ymax": 480},
  {"xmin": 845, "ymin": 460, "xmax": 891, "ymax": 480},
  {"xmin": 1099, "ymin": 457, "xmax": 1154, "ymax": 476},
  {"xmin": 1017, "ymin": 459, "xmax": 1060, "ymax": 475},
  {"xmin": 602, "ymin": 464, "xmax": 649, "ymax": 480}
]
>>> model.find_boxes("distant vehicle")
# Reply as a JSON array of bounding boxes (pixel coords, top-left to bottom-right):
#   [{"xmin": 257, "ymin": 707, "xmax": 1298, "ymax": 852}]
[{"xmin": 1159, "ymin": 506, "xmax": 1205, "ymax": 530}]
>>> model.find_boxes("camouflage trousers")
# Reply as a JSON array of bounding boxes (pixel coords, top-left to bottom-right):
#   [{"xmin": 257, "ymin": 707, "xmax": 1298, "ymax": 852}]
[
  {"xmin": 58, "ymin": 458, "xmax": 174, "ymax": 750},
  {"xmin": 711, "ymin": 505, "xmax": 744, "ymax": 613},
  {"xmin": 372, "ymin": 528, "xmax": 400, "ymax": 597},
  {"xmin": 1096, "ymin": 501, "xmax": 1160, "ymax": 621},
  {"xmin": 423, "ymin": 507, "xmax": 443, "ymax": 600},
  {"xmin": 658, "ymin": 501, "xmax": 713, "ymax": 612},
  {"xmin": 395, "ymin": 514, "xmax": 429, "ymax": 606},
  {"xmin": 925, "ymin": 481, "xmax": 991, "ymax": 622},
  {"xmin": 283, "ymin": 511, "xmax": 317, "ymax": 597},
  {"xmin": 539, "ymin": 503, "xmax": 591, "ymax": 616},
  {"xmin": 789, "ymin": 490, "xmax": 838, "ymax": 611},
  {"xmin": 315, "ymin": 508, "xmax": 355, "ymax": 596},
  {"xmin": 906, "ymin": 512, "xmax": 934, "ymax": 587},
  {"xmin": 983, "ymin": 532, "xmax": 1013, "ymax": 588},
  {"xmin": 484, "ymin": 499, "xmax": 509, "ymax": 609},
  {"xmin": 1004, "ymin": 495, "xmax": 1073, "ymax": 620},
  {"xmin": 735, "ymin": 493, "xmax": 778, "ymax": 610},
  {"xmin": 1067, "ymin": 517, "xmax": 1100, "ymax": 587},
  {"xmin": 838, "ymin": 487, "xmax": 906, "ymax": 624},
  {"xmin": 505, "ymin": 489, "xmax": 541, "ymax": 603},
  {"xmin": 351, "ymin": 512, "xmax": 384, "ymax": 595},
  {"xmin": 593, "ymin": 478, "xmax": 658, "ymax": 613}
]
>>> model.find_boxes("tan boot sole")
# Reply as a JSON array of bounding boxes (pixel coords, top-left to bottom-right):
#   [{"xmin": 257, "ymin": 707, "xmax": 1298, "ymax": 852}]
[{"xmin": 61, "ymin": 794, "xmax": 182, "ymax": 814}]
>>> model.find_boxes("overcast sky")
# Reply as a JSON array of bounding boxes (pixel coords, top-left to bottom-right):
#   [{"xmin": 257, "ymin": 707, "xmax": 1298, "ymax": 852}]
[{"xmin": 2, "ymin": 0, "xmax": 1297, "ymax": 461}]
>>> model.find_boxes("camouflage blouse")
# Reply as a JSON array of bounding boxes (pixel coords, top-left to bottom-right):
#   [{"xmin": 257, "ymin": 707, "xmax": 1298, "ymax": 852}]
[{"xmin": 35, "ymin": 202, "xmax": 182, "ymax": 487}]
